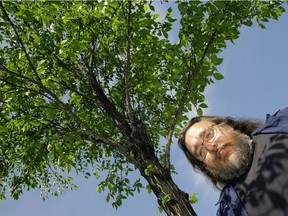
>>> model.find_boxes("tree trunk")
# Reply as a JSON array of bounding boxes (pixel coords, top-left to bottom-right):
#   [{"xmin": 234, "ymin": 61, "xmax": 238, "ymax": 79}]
[
  {"xmin": 138, "ymin": 150, "xmax": 197, "ymax": 216},
  {"xmin": 127, "ymin": 121, "xmax": 197, "ymax": 216}
]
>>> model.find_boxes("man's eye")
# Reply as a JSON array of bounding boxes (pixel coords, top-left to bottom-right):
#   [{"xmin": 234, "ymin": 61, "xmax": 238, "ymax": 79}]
[{"xmin": 204, "ymin": 129, "xmax": 214, "ymax": 141}]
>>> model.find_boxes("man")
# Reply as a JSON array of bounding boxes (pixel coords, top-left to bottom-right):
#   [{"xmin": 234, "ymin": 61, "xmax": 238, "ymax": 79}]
[{"xmin": 178, "ymin": 107, "xmax": 288, "ymax": 216}]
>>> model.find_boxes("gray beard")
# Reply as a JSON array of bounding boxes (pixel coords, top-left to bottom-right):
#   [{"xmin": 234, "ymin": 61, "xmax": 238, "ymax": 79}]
[{"xmin": 208, "ymin": 132, "xmax": 253, "ymax": 181}]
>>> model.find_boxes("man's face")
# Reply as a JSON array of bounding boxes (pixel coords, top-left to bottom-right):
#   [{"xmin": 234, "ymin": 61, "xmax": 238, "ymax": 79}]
[{"xmin": 184, "ymin": 120, "xmax": 253, "ymax": 181}]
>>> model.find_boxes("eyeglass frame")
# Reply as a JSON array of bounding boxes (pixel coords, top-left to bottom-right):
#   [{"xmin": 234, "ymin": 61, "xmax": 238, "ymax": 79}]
[{"xmin": 198, "ymin": 123, "xmax": 220, "ymax": 162}]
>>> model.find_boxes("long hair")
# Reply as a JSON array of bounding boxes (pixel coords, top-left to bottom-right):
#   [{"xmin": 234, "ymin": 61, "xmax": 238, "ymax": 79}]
[{"xmin": 178, "ymin": 115, "xmax": 263, "ymax": 189}]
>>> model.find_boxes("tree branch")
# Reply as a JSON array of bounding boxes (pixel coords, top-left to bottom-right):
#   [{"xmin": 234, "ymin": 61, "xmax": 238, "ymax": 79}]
[
  {"xmin": 0, "ymin": 2, "xmax": 42, "ymax": 83},
  {"xmin": 164, "ymin": 29, "xmax": 218, "ymax": 171},
  {"xmin": 0, "ymin": 64, "xmax": 54, "ymax": 100},
  {"xmin": 54, "ymin": 56, "xmax": 135, "ymax": 158},
  {"xmin": 164, "ymin": 1, "xmax": 233, "ymax": 171},
  {"xmin": 0, "ymin": 64, "xmax": 124, "ymax": 154},
  {"xmin": 76, "ymin": 61, "xmax": 132, "ymax": 139},
  {"xmin": 123, "ymin": 0, "xmax": 135, "ymax": 127}
]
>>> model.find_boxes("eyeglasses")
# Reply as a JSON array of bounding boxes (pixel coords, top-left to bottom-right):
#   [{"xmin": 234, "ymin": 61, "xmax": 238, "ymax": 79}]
[{"xmin": 198, "ymin": 124, "xmax": 218, "ymax": 161}]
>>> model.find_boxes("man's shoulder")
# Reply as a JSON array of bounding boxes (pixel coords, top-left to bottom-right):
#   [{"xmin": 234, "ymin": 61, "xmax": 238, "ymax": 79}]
[
  {"xmin": 252, "ymin": 107, "xmax": 288, "ymax": 136},
  {"xmin": 233, "ymin": 132, "xmax": 288, "ymax": 216}
]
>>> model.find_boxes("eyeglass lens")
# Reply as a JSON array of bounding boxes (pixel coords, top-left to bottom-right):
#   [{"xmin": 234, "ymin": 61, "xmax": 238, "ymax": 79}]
[{"xmin": 200, "ymin": 125, "xmax": 217, "ymax": 161}]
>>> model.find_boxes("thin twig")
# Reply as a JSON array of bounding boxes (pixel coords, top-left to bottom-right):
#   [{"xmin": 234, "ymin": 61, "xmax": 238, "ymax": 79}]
[{"xmin": 124, "ymin": 0, "xmax": 135, "ymax": 128}]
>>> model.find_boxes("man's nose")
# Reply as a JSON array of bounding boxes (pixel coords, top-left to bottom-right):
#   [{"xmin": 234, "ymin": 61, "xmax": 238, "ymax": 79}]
[{"xmin": 203, "ymin": 141, "xmax": 217, "ymax": 152}]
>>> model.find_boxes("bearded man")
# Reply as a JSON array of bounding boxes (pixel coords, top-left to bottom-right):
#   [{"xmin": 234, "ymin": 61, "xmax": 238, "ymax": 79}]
[{"xmin": 178, "ymin": 107, "xmax": 288, "ymax": 216}]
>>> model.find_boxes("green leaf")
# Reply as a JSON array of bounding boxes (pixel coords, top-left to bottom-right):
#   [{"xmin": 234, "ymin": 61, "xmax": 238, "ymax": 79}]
[
  {"xmin": 144, "ymin": 164, "xmax": 154, "ymax": 176},
  {"xmin": 189, "ymin": 192, "xmax": 198, "ymax": 204},
  {"xmin": 197, "ymin": 108, "xmax": 203, "ymax": 116},
  {"xmin": 153, "ymin": 14, "xmax": 161, "ymax": 20},
  {"xmin": 146, "ymin": 184, "xmax": 152, "ymax": 195},
  {"xmin": 213, "ymin": 73, "xmax": 225, "ymax": 80},
  {"xmin": 199, "ymin": 103, "xmax": 208, "ymax": 108}
]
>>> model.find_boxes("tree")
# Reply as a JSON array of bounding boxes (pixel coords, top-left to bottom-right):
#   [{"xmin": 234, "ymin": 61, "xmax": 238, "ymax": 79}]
[{"xmin": 0, "ymin": 1, "xmax": 285, "ymax": 215}]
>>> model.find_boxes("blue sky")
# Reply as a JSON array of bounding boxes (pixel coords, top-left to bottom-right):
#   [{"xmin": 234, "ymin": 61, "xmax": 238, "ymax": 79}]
[{"xmin": 1, "ymin": 2, "xmax": 288, "ymax": 216}]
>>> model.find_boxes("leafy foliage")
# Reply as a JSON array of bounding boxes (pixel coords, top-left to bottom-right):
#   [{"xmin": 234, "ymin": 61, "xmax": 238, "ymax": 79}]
[{"xmin": 0, "ymin": 0, "xmax": 285, "ymax": 215}]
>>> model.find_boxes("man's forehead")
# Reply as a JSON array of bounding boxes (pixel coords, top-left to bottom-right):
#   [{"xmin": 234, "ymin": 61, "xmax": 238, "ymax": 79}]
[
  {"xmin": 185, "ymin": 120, "xmax": 214, "ymax": 147},
  {"xmin": 186, "ymin": 120, "xmax": 214, "ymax": 136}
]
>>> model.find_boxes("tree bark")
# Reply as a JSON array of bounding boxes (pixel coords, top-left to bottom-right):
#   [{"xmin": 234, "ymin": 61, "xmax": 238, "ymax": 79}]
[{"xmin": 138, "ymin": 148, "xmax": 197, "ymax": 216}]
